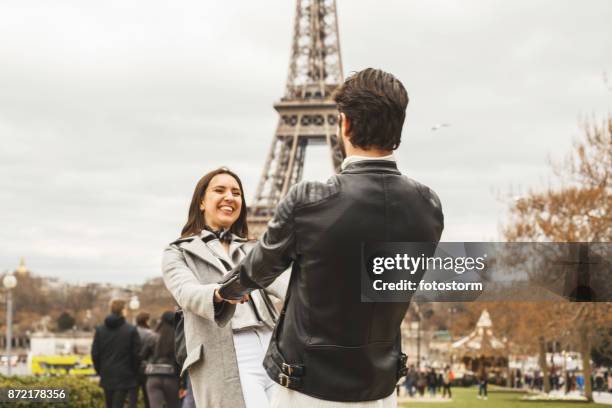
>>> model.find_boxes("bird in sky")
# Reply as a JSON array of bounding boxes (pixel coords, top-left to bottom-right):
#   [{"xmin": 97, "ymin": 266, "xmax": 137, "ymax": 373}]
[{"xmin": 431, "ymin": 123, "xmax": 451, "ymax": 131}]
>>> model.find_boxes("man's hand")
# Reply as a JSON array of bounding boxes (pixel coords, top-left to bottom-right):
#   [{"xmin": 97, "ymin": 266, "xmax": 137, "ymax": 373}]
[
  {"xmin": 214, "ymin": 287, "xmax": 249, "ymax": 304},
  {"xmin": 218, "ymin": 273, "xmax": 256, "ymax": 300}
]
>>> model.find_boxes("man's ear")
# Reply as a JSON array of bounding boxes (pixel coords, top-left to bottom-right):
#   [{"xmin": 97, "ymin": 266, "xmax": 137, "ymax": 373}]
[{"xmin": 340, "ymin": 112, "xmax": 352, "ymax": 138}]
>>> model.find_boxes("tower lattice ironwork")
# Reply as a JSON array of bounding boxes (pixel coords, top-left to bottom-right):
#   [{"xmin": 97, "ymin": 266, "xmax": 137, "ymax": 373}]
[{"xmin": 248, "ymin": 0, "xmax": 345, "ymax": 235}]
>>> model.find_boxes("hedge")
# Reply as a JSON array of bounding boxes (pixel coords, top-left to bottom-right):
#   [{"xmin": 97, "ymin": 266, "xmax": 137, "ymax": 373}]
[{"xmin": 0, "ymin": 375, "xmax": 144, "ymax": 407}]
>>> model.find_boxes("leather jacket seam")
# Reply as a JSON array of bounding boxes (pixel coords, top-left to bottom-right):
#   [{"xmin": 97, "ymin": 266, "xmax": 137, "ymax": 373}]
[
  {"xmin": 304, "ymin": 341, "xmax": 393, "ymax": 349},
  {"xmin": 293, "ymin": 178, "xmax": 341, "ymax": 211},
  {"xmin": 294, "ymin": 190, "xmax": 340, "ymax": 211}
]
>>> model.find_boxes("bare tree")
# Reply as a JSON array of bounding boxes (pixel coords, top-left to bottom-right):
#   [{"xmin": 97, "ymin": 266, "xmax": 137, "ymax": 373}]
[{"xmin": 503, "ymin": 116, "xmax": 611, "ymax": 401}]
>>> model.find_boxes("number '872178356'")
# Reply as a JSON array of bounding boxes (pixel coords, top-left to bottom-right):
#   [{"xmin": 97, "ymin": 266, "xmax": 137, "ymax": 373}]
[{"xmin": 0, "ymin": 388, "xmax": 68, "ymax": 402}]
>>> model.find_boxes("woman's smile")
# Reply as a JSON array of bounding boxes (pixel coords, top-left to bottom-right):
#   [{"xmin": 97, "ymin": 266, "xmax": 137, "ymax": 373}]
[{"xmin": 201, "ymin": 173, "xmax": 243, "ymax": 230}]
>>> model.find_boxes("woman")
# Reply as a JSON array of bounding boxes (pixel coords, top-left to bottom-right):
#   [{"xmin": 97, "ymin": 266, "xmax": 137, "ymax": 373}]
[
  {"xmin": 441, "ymin": 365, "xmax": 452, "ymax": 399},
  {"xmin": 162, "ymin": 167, "xmax": 286, "ymax": 408},
  {"xmin": 142, "ymin": 311, "xmax": 180, "ymax": 408}
]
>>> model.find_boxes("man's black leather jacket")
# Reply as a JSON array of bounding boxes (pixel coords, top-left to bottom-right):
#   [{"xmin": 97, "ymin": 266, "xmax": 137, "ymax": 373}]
[{"xmin": 220, "ymin": 160, "xmax": 444, "ymax": 401}]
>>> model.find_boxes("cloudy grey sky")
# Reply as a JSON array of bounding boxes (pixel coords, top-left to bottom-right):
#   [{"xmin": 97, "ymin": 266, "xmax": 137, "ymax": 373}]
[{"xmin": 1, "ymin": 0, "xmax": 610, "ymax": 284}]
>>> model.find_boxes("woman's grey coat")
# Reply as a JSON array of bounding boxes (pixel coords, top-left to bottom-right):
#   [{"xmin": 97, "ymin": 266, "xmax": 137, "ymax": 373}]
[{"xmin": 162, "ymin": 229, "xmax": 287, "ymax": 408}]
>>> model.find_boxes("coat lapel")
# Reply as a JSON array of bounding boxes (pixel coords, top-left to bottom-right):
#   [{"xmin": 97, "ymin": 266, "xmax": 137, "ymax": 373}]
[
  {"xmin": 207, "ymin": 240, "xmax": 233, "ymax": 267},
  {"xmin": 181, "ymin": 231, "xmax": 250, "ymax": 275},
  {"xmin": 228, "ymin": 234, "xmax": 249, "ymax": 260},
  {"xmin": 182, "ymin": 238, "xmax": 225, "ymax": 275}
]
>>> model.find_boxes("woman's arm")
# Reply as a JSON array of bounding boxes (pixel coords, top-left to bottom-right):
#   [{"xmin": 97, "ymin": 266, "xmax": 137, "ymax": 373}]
[{"xmin": 162, "ymin": 245, "xmax": 235, "ymax": 327}]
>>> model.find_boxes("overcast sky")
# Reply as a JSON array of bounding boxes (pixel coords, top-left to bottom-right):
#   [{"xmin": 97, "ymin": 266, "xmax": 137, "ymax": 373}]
[{"xmin": 1, "ymin": 0, "xmax": 610, "ymax": 284}]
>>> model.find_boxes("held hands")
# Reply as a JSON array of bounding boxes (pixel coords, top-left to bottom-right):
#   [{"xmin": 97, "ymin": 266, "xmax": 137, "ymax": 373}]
[{"xmin": 214, "ymin": 287, "xmax": 249, "ymax": 304}]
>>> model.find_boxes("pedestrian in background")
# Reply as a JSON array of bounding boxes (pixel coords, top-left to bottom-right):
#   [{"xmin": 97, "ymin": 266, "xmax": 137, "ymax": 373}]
[
  {"xmin": 442, "ymin": 365, "xmax": 452, "ymax": 398},
  {"xmin": 426, "ymin": 367, "xmax": 437, "ymax": 397},
  {"xmin": 417, "ymin": 369, "xmax": 426, "ymax": 396},
  {"xmin": 595, "ymin": 372, "xmax": 604, "ymax": 392},
  {"xmin": 477, "ymin": 367, "xmax": 488, "ymax": 400},
  {"xmin": 142, "ymin": 311, "xmax": 180, "ymax": 408},
  {"xmin": 136, "ymin": 312, "xmax": 155, "ymax": 408},
  {"xmin": 92, "ymin": 299, "xmax": 141, "ymax": 408},
  {"xmin": 404, "ymin": 365, "xmax": 417, "ymax": 397},
  {"xmin": 576, "ymin": 373, "xmax": 585, "ymax": 392},
  {"xmin": 179, "ymin": 373, "xmax": 195, "ymax": 408}
]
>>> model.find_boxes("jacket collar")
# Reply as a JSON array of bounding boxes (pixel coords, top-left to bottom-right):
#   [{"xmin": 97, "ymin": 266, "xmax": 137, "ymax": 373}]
[
  {"xmin": 341, "ymin": 154, "xmax": 395, "ymax": 170},
  {"xmin": 340, "ymin": 160, "xmax": 401, "ymax": 175},
  {"xmin": 182, "ymin": 237, "xmax": 220, "ymax": 271},
  {"xmin": 198, "ymin": 228, "xmax": 248, "ymax": 243},
  {"xmin": 180, "ymin": 229, "xmax": 248, "ymax": 274}
]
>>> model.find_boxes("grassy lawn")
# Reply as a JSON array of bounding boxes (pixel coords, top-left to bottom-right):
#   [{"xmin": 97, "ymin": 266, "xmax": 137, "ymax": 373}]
[{"xmin": 399, "ymin": 387, "xmax": 610, "ymax": 408}]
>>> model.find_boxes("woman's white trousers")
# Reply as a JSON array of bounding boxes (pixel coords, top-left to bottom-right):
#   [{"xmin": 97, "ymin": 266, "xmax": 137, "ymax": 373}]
[{"xmin": 233, "ymin": 327, "xmax": 274, "ymax": 408}]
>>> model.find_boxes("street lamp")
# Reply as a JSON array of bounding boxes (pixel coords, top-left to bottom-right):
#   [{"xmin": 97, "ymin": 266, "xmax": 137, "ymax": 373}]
[
  {"xmin": 3, "ymin": 272, "xmax": 17, "ymax": 376},
  {"xmin": 413, "ymin": 303, "xmax": 423, "ymax": 369},
  {"xmin": 129, "ymin": 296, "xmax": 140, "ymax": 324}
]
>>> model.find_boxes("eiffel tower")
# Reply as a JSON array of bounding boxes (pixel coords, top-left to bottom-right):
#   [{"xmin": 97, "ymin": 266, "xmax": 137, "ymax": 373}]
[{"xmin": 248, "ymin": 0, "xmax": 345, "ymax": 236}]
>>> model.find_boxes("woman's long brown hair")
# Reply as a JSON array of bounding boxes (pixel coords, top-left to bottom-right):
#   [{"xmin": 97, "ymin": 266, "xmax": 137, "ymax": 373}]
[
  {"xmin": 154, "ymin": 311, "xmax": 177, "ymax": 363},
  {"xmin": 180, "ymin": 167, "xmax": 249, "ymax": 238}
]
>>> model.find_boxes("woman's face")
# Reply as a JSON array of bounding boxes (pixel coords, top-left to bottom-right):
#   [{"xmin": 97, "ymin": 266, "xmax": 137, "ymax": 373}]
[{"xmin": 201, "ymin": 173, "xmax": 243, "ymax": 231}]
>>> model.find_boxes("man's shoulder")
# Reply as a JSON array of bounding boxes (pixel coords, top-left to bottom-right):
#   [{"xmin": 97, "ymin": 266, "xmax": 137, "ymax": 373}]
[
  {"xmin": 137, "ymin": 327, "xmax": 155, "ymax": 341},
  {"xmin": 403, "ymin": 176, "xmax": 443, "ymax": 212},
  {"xmin": 271, "ymin": 178, "xmax": 340, "ymax": 222},
  {"xmin": 124, "ymin": 322, "xmax": 138, "ymax": 333},
  {"xmin": 287, "ymin": 177, "xmax": 341, "ymax": 208}
]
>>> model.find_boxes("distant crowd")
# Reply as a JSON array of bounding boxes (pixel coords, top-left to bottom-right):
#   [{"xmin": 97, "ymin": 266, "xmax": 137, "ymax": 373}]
[
  {"xmin": 401, "ymin": 364, "xmax": 612, "ymax": 401},
  {"xmin": 515, "ymin": 369, "xmax": 612, "ymax": 394},
  {"xmin": 91, "ymin": 299, "xmax": 192, "ymax": 408},
  {"xmin": 401, "ymin": 365, "xmax": 456, "ymax": 399}
]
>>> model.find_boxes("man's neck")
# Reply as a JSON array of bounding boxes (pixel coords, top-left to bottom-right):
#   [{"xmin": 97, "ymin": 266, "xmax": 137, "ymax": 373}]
[
  {"xmin": 345, "ymin": 145, "xmax": 393, "ymax": 157},
  {"xmin": 341, "ymin": 149, "xmax": 395, "ymax": 171}
]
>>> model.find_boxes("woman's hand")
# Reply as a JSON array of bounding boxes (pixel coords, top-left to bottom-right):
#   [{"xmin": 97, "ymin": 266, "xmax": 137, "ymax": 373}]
[{"xmin": 214, "ymin": 288, "xmax": 249, "ymax": 304}]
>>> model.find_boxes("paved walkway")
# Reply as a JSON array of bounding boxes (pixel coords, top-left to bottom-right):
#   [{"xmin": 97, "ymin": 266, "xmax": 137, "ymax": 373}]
[
  {"xmin": 547, "ymin": 390, "xmax": 612, "ymax": 405},
  {"xmin": 397, "ymin": 395, "xmax": 453, "ymax": 404},
  {"xmin": 593, "ymin": 392, "xmax": 612, "ymax": 405},
  {"xmin": 398, "ymin": 389, "xmax": 612, "ymax": 405}
]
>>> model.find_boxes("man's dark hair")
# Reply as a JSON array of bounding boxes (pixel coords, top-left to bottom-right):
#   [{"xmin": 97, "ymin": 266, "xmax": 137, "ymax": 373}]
[
  {"xmin": 333, "ymin": 68, "xmax": 408, "ymax": 150},
  {"xmin": 136, "ymin": 312, "xmax": 150, "ymax": 328}
]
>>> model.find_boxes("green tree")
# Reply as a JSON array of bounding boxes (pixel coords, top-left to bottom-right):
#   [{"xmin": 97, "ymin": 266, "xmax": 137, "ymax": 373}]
[{"xmin": 57, "ymin": 312, "xmax": 76, "ymax": 332}]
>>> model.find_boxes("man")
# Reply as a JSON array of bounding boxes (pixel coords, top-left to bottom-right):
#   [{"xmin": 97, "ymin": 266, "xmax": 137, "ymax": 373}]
[
  {"xmin": 92, "ymin": 299, "xmax": 142, "ymax": 408},
  {"xmin": 135, "ymin": 312, "xmax": 155, "ymax": 408},
  {"xmin": 220, "ymin": 68, "xmax": 444, "ymax": 406},
  {"xmin": 405, "ymin": 364, "xmax": 417, "ymax": 397}
]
